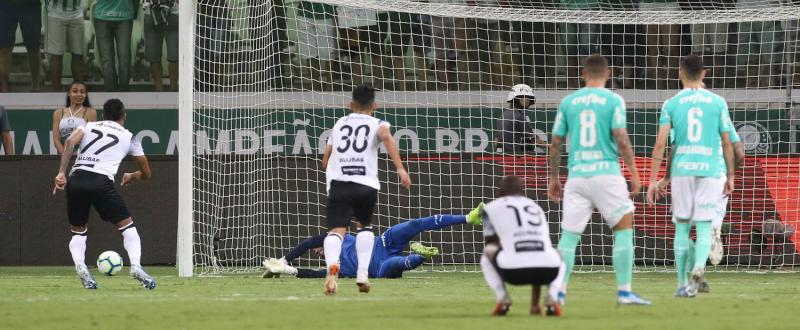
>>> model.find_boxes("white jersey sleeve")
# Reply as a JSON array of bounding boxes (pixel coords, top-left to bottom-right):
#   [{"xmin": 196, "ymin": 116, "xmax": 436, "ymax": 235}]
[
  {"xmin": 70, "ymin": 121, "xmax": 136, "ymax": 181},
  {"xmin": 483, "ymin": 195, "xmax": 561, "ymax": 269},
  {"xmin": 128, "ymin": 136, "xmax": 145, "ymax": 156},
  {"xmin": 325, "ymin": 113, "xmax": 390, "ymax": 192}
]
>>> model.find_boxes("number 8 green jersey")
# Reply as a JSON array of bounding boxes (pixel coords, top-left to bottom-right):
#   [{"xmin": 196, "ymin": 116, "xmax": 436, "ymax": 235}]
[
  {"xmin": 659, "ymin": 88, "xmax": 733, "ymax": 178},
  {"xmin": 553, "ymin": 87, "xmax": 627, "ymax": 178}
]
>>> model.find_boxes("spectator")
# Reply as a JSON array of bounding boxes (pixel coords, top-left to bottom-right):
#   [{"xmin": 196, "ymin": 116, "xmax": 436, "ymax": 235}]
[
  {"xmin": 295, "ymin": 1, "xmax": 336, "ymax": 89},
  {"xmin": 561, "ymin": 0, "xmax": 601, "ymax": 88},
  {"xmin": 495, "ymin": 84, "xmax": 545, "ymax": 154},
  {"xmin": 93, "ymin": 0, "xmax": 136, "ymax": 91},
  {"xmin": 0, "ymin": 0, "xmax": 42, "ymax": 92},
  {"xmin": 335, "ymin": 7, "xmax": 384, "ymax": 87},
  {"xmin": 639, "ymin": 0, "xmax": 680, "ymax": 89},
  {"xmin": 143, "ymin": 0, "xmax": 179, "ymax": 92},
  {"xmin": 500, "ymin": 0, "xmax": 559, "ymax": 89},
  {"xmin": 250, "ymin": 0, "xmax": 288, "ymax": 89},
  {"xmin": 737, "ymin": 0, "xmax": 783, "ymax": 88},
  {"xmin": 686, "ymin": 0, "xmax": 732, "ymax": 88},
  {"xmin": 427, "ymin": 14, "xmax": 468, "ymax": 87},
  {"xmin": 600, "ymin": 0, "xmax": 639, "ymax": 89},
  {"xmin": 196, "ymin": 0, "xmax": 232, "ymax": 91},
  {"xmin": 376, "ymin": 10, "xmax": 420, "ymax": 89},
  {"xmin": 0, "ymin": 105, "xmax": 13, "ymax": 155},
  {"xmin": 52, "ymin": 81, "xmax": 97, "ymax": 154},
  {"xmin": 45, "ymin": 0, "xmax": 87, "ymax": 92}
]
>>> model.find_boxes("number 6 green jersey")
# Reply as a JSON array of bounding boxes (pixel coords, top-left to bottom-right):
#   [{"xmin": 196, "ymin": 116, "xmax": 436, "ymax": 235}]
[
  {"xmin": 659, "ymin": 88, "xmax": 733, "ymax": 178},
  {"xmin": 553, "ymin": 87, "xmax": 627, "ymax": 178}
]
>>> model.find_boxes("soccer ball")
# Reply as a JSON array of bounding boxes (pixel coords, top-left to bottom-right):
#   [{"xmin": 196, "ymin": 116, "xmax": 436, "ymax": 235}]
[{"xmin": 97, "ymin": 251, "xmax": 124, "ymax": 276}]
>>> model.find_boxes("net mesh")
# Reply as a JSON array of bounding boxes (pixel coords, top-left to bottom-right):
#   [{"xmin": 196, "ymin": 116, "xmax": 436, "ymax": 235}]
[{"xmin": 190, "ymin": 0, "xmax": 800, "ymax": 274}]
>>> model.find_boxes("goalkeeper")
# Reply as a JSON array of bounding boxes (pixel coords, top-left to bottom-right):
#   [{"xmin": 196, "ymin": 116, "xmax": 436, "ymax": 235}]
[{"xmin": 263, "ymin": 204, "xmax": 484, "ymax": 279}]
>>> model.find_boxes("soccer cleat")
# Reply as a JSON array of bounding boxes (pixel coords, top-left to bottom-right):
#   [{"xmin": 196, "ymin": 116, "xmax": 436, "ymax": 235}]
[
  {"xmin": 130, "ymin": 265, "xmax": 157, "ymax": 290},
  {"xmin": 530, "ymin": 305, "xmax": 542, "ymax": 316},
  {"xmin": 75, "ymin": 264, "xmax": 98, "ymax": 290},
  {"xmin": 410, "ymin": 242, "xmax": 439, "ymax": 259},
  {"xmin": 557, "ymin": 291, "xmax": 567, "ymax": 306},
  {"xmin": 698, "ymin": 279, "xmax": 710, "ymax": 293},
  {"xmin": 261, "ymin": 258, "xmax": 279, "ymax": 278},
  {"xmin": 466, "ymin": 202, "xmax": 485, "ymax": 226},
  {"xmin": 356, "ymin": 271, "xmax": 371, "ymax": 293},
  {"xmin": 492, "ymin": 301, "xmax": 511, "ymax": 316},
  {"xmin": 545, "ymin": 303, "xmax": 562, "ymax": 317},
  {"xmin": 686, "ymin": 268, "xmax": 703, "ymax": 297},
  {"xmin": 616, "ymin": 291, "xmax": 652, "ymax": 305},
  {"xmin": 266, "ymin": 257, "xmax": 293, "ymax": 276},
  {"xmin": 674, "ymin": 286, "xmax": 696, "ymax": 298},
  {"xmin": 324, "ymin": 264, "xmax": 339, "ymax": 296},
  {"xmin": 709, "ymin": 228, "xmax": 724, "ymax": 266}
]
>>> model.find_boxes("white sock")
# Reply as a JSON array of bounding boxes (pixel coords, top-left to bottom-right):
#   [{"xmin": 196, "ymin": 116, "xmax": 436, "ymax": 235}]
[
  {"xmin": 548, "ymin": 262, "xmax": 566, "ymax": 303},
  {"xmin": 480, "ymin": 254, "xmax": 509, "ymax": 303},
  {"xmin": 355, "ymin": 230, "xmax": 375, "ymax": 282},
  {"xmin": 120, "ymin": 226, "xmax": 142, "ymax": 267},
  {"xmin": 69, "ymin": 232, "xmax": 87, "ymax": 267},
  {"xmin": 323, "ymin": 233, "xmax": 343, "ymax": 270},
  {"xmin": 283, "ymin": 264, "xmax": 298, "ymax": 276}
]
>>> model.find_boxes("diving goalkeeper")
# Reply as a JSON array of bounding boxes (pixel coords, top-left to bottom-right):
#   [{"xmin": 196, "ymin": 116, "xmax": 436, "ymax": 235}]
[{"xmin": 263, "ymin": 204, "xmax": 484, "ymax": 279}]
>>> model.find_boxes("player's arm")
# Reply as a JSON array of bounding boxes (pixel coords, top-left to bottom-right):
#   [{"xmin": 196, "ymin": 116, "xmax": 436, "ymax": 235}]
[
  {"xmin": 647, "ymin": 124, "xmax": 671, "ymax": 205},
  {"xmin": 321, "ymin": 144, "xmax": 333, "ymax": 169},
  {"xmin": 733, "ymin": 142, "xmax": 745, "ymax": 170},
  {"xmin": 121, "ymin": 139, "xmax": 151, "ymax": 186},
  {"xmin": 720, "ymin": 131, "xmax": 734, "ymax": 195},
  {"xmin": 548, "ymin": 105, "xmax": 567, "ymax": 202},
  {"xmin": 377, "ymin": 124, "xmax": 411, "ymax": 189},
  {"xmin": 613, "ymin": 128, "xmax": 640, "ymax": 198},
  {"xmin": 53, "ymin": 127, "xmax": 85, "ymax": 193}
]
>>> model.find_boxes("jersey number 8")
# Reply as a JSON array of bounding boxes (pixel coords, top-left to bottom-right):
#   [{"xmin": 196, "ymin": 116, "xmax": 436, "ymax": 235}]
[{"xmin": 579, "ymin": 110, "xmax": 597, "ymax": 147}]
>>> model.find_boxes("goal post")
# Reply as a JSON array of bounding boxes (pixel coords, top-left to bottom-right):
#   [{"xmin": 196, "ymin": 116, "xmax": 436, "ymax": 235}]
[{"xmin": 181, "ymin": 0, "xmax": 800, "ymax": 275}]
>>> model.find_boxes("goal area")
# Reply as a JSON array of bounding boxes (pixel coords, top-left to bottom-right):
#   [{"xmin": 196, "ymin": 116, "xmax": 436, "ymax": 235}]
[{"xmin": 177, "ymin": 0, "xmax": 800, "ymax": 276}]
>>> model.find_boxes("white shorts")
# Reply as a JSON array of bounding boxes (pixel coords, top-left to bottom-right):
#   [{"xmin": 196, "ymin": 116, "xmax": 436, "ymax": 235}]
[
  {"xmin": 713, "ymin": 175, "xmax": 729, "ymax": 228},
  {"xmin": 561, "ymin": 175, "xmax": 635, "ymax": 233},
  {"xmin": 46, "ymin": 16, "xmax": 85, "ymax": 55},
  {"xmin": 671, "ymin": 176, "xmax": 726, "ymax": 222},
  {"xmin": 295, "ymin": 16, "xmax": 336, "ymax": 60}
]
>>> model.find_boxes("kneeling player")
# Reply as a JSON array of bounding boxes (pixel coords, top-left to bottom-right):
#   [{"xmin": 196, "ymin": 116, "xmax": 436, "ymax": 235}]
[
  {"xmin": 480, "ymin": 176, "xmax": 565, "ymax": 317},
  {"xmin": 264, "ymin": 205, "xmax": 483, "ymax": 279},
  {"xmin": 53, "ymin": 99, "xmax": 156, "ymax": 290}
]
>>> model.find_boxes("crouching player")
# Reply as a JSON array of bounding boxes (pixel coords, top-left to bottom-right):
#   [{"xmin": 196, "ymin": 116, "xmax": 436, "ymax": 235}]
[
  {"xmin": 263, "ymin": 204, "xmax": 484, "ymax": 279},
  {"xmin": 480, "ymin": 176, "xmax": 565, "ymax": 317}
]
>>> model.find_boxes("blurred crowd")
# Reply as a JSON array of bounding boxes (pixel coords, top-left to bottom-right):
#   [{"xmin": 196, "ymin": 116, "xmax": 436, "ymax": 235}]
[{"xmin": 2, "ymin": 0, "xmax": 799, "ymax": 92}]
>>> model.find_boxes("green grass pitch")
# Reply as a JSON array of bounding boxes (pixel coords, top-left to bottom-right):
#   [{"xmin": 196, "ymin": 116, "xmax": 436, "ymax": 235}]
[{"xmin": 1, "ymin": 267, "xmax": 797, "ymax": 330}]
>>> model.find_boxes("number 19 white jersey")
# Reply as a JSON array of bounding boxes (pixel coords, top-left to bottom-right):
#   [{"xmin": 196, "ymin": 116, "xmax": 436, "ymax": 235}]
[
  {"xmin": 326, "ymin": 113, "xmax": 390, "ymax": 193},
  {"xmin": 483, "ymin": 195, "xmax": 561, "ymax": 269},
  {"xmin": 70, "ymin": 121, "xmax": 144, "ymax": 181}
]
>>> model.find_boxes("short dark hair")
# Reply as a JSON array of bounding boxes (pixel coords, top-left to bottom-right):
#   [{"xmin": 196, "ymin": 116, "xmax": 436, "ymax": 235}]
[
  {"xmin": 497, "ymin": 176, "xmax": 526, "ymax": 197},
  {"xmin": 103, "ymin": 99, "xmax": 126, "ymax": 121},
  {"xmin": 352, "ymin": 84, "xmax": 376, "ymax": 108},
  {"xmin": 680, "ymin": 54, "xmax": 705, "ymax": 81},
  {"xmin": 584, "ymin": 54, "xmax": 609, "ymax": 78}
]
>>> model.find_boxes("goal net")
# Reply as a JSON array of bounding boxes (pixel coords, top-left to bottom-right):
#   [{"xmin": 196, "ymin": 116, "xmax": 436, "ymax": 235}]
[{"xmin": 179, "ymin": 0, "xmax": 800, "ymax": 275}]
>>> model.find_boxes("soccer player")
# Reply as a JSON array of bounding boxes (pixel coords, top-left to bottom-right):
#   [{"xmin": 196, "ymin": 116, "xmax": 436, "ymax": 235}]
[
  {"xmin": 548, "ymin": 54, "xmax": 650, "ymax": 305},
  {"xmin": 263, "ymin": 205, "xmax": 484, "ymax": 279},
  {"xmin": 53, "ymin": 99, "xmax": 156, "ymax": 290},
  {"xmin": 647, "ymin": 54, "xmax": 736, "ymax": 297},
  {"xmin": 321, "ymin": 84, "xmax": 412, "ymax": 295},
  {"xmin": 480, "ymin": 176, "xmax": 565, "ymax": 317}
]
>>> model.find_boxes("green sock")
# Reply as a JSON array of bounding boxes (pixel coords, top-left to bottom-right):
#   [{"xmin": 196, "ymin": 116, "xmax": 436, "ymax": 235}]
[
  {"xmin": 674, "ymin": 222, "xmax": 692, "ymax": 287},
  {"xmin": 612, "ymin": 229, "xmax": 634, "ymax": 291},
  {"xmin": 694, "ymin": 221, "xmax": 713, "ymax": 272},
  {"xmin": 685, "ymin": 240, "xmax": 696, "ymax": 277},
  {"xmin": 557, "ymin": 230, "xmax": 582, "ymax": 290}
]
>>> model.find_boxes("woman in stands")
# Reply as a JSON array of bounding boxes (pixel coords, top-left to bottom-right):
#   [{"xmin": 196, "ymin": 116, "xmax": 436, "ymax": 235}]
[{"xmin": 53, "ymin": 81, "xmax": 97, "ymax": 154}]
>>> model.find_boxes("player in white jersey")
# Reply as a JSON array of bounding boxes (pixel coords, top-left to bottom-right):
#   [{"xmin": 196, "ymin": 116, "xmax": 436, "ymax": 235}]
[
  {"xmin": 53, "ymin": 99, "xmax": 155, "ymax": 290},
  {"xmin": 320, "ymin": 84, "xmax": 412, "ymax": 295},
  {"xmin": 480, "ymin": 176, "xmax": 565, "ymax": 317}
]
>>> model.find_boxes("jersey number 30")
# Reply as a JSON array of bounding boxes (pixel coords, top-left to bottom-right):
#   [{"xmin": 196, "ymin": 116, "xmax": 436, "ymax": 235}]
[{"xmin": 336, "ymin": 124, "xmax": 371, "ymax": 153}]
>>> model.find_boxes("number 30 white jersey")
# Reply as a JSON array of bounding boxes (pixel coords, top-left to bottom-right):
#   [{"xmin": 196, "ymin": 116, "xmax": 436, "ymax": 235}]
[
  {"xmin": 326, "ymin": 113, "xmax": 389, "ymax": 193},
  {"xmin": 483, "ymin": 195, "xmax": 561, "ymax": 269},
  {"xmin": 70, "ymin": 121, "xmax": 144, "ymax": 181}
]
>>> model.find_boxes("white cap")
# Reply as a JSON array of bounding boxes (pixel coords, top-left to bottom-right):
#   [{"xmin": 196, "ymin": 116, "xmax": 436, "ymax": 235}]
[{"xmin": 506, "ymin": 84, "xmax": 535, "ymax": 102}]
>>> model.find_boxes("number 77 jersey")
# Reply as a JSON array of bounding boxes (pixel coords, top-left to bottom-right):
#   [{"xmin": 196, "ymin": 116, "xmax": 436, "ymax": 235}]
[
  {"xmin": 553, "ymin": 87, "xmax": 627, "ymax": 178},
  {"xmin": 660, "ymin": 88, "xmax": 733, "ymax": 178},
  {"xmin": 326, "ymin": 113, "xmax": 390, "ymax": 193},
  {"xmin": 71, "ymin": 121, "xmax": 144, "ymax": 181}
]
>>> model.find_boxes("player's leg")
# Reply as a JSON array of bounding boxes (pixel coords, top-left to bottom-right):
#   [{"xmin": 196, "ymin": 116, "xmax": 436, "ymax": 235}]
[
  {"xmin": 710, "ymin": 182, "xmax": 728, "ymax": 266},
  {"xmin": 65, "ymin": 172, "xmax": 97, "ymax": 289},
  {"xmin": 376, "ymin": 254, "xmax": 424, "ymax": 278},
  {"xmin": 480, "ymin": 243, "xmax": 511, "ymax": 316},
  {"xmin": 296, "ymin": 269, "xmax": 327, "ymax": 278},
  {"xmin": 592, "ymin": 175, "xmax": 649, "ymax": 305},
  {"xmin": 381, "ymin": 204, "xmax": 482, "ymax": 256},
  {"xmin": 264, "ymin": 233, "xmax": 327, "ymax": 277},
  {"xmin": 556, "ymin": 178, "xmax": 593, "ymax": 304},
  {"xmin": 530, "ymin": 285, "xmax": 542, "ymax": 316},
  {"xmin": 687, "ymin": 177, "xmax": 726, "ymax": 293},
  {"xmin": 670, "ymin": 176, "xmax": 696, "ymax": 296},
  {"xmin": 352, "ymin": 183, "xmax": 379, "ymax": 293},
  {"xmin": 323, "ymin": 183, "xmax": 352, "ymax": 295},
  {"xmin": 545, "ymin": 262, "xmax": 566, "ymax": 316}
]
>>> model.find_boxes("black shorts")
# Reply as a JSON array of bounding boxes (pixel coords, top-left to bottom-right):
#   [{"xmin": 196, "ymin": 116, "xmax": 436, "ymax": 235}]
[
  {"xmin": 66, "ymin": 170, "xmax": 131, "ymax": 226},
  {"xmin": 491, "ymin": 253, "xmax": 559, "ymax": 286},
  {"xmin": 326, "ymin": 180, "xmax": 378, "ymax": 229}
]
